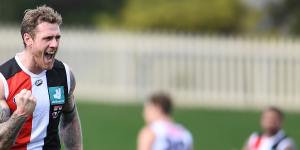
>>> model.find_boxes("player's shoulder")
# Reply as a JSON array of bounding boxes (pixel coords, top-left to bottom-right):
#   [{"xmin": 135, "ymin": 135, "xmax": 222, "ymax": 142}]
[
  {"xmin": 249, "ymin": 131, "xmax": 261, "ymax": 139},
  {"xmin": 150, "ymin": 121, "xmax": 169, "ymax": 134},
  {"xmin": 53, "ymin": 59, "xmax": 66, "ymax": 69},
  {"xmin": 175, "ymin": 122, "xmax": 192, "ymax": 134},
  {"xmin": 278, "ymin": 137, "xmax": 297, "ymax": 150},
  {"xmin": 140, "ymin": 126, "xmax": 152, "ymax": 134},
  {"xmin": 53, "ymin": 59, "xmax": 72, "ymax": 73},
  {"xmin": 0, "ymin": 57, "xmax": 20, "ymax": 78},
  {"xmin": 0, "ymin": 58, "xmax": 16, "ymax": 100},
  {"xmin": 0, "ymin": 57, "xmax": 16, "ymax": 69},
  {"xmin": 177, "ymin": 123, "xmax": 193, "ymax": 141},
  {"xmin": 245, "ymin": 131, "xmax": 261, "ymax": 145},
  {"xmin": 138, "ymin": 126, "xmax": 155, "ymax": 139}
]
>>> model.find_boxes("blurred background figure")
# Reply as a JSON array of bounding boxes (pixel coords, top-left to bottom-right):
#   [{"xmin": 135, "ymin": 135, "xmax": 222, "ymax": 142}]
[
  {"xmin": 243, "ymin": 107, "xmax": 296, "ymax": 150},
  {"xmin": 137, "ymin": 92, "xmax": 193, "ymax": 150}
]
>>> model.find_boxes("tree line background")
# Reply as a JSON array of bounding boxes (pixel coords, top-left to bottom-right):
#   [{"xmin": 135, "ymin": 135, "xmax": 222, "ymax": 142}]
[{"xmin": 0, "ymin": 0, "xmax": 299, "ymax": 35}]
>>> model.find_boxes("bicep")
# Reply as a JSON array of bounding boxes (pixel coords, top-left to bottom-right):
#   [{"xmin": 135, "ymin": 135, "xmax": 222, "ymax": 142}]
[
  {"xmin": 0, "ymin": 100, "xmax": 10, "ymax": 122},
  {"xmin": 60, "ymin": 69, "xmax": 79, "ymax": 128},
  {"xmin": 0, "ymin": 80, "xmax": 10, "ymax": 123},
  {"xmin": 137, "ymin": 127, "xmax": 155, "ymax": 150},
  {"xmin": 0, "ymin": 77, "xmax": 5, "ymax": 100},
  {"xmin": 63, "ymin": 69, "xmax": 76, "ymax": 113},
  {"xmin": 242, "ymin": 134, "xmax": 255, "ymax": 150},
  {"xmin": 242, "ymin": 138, "xmax": 250, "ymax": 150}
]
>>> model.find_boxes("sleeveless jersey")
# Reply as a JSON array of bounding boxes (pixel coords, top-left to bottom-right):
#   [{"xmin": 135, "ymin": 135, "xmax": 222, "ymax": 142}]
[
  {"xmin": 150, "ymin": 120, "xmax": 193, "ymax": 150},
  {"xmin": 0, "ymin": 55, "xmax": 71, "ymax": 150},
  {"xmin": 246, "ymin": 130, "xmax": 296, "ymax": 150}
]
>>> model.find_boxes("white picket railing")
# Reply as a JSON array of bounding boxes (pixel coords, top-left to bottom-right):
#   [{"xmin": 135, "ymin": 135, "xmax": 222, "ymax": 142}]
[{"xmin": 1, "ymin": 27, "xmax": 300, "ymax": 110}]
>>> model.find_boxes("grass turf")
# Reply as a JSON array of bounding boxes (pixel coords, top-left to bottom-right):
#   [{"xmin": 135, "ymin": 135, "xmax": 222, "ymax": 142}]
[{"xmin": 75, "ymin": 102, "xmax": 300, "ymax": 150}]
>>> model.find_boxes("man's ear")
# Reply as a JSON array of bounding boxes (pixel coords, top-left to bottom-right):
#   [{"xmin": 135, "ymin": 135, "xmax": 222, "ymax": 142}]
[{"xmin": 23, "ymin": 33, "xmax": 33, "ymax": 48}]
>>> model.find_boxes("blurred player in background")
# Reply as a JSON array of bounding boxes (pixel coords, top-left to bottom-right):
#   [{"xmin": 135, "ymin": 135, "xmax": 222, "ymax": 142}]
[
  {"xmin": 0, "ymin": 5, "xmax": 82, "ymax": 149},
  {"xmin": 137, "ymin": 92, "xmax": 193, "ymax": 150},
  {"xmin": 243, "ymin": 106, "xmax": 296, "ymax": 150}
]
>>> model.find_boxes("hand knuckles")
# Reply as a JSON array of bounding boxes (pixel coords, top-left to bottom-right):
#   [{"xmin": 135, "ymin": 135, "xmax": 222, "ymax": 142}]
[{"xmin": 30, "ymin": 96, "xmax": 36, "ymax": 101}]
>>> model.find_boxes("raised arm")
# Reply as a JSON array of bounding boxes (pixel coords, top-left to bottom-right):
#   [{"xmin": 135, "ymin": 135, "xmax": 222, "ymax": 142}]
[
  {"xmin": 59, "ymin": 70, "xmax": 83, "ymax": 150},
  {"xmin": 0, "ymin": 79, "xmax": 36, "ymax": 150}
]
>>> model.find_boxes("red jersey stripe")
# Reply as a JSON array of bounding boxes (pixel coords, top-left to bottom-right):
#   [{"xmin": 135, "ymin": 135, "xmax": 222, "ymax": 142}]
[{"xmin": 6, "ymin": 71, "xmax": 33, "ymax": 150}]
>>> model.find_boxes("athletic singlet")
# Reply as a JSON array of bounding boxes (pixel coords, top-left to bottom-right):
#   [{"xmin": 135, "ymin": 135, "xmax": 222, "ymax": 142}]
[
  {"xmin": 246, "ymin": 130, "xmax": 296, "ymax": 150},
  {"xmin": 150, "ymin": 120, "xmax": 193, "ymax": 150},
  {"xmin": 0, "ymin": 55, "xmax": 71, "ymax": 150}
]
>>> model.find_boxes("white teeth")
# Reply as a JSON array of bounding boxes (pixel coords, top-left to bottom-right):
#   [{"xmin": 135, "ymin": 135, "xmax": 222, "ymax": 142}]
[
  {"xmin": 44, "ymin": 51, "xmax": 55, "ymax": 60},
  {"xmin": 47, "ymin": 51, "xmax": 55, "ymax": 55}
]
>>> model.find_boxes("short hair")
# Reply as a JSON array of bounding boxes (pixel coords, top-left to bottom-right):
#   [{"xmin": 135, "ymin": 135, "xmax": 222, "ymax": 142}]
[
  {"xmin": 148, "ymin": 92, "xmax": 173, "ymax": 115},
  {"xmin": 20, "ymin": 5, "xmax": 62, "ymax": 47},
  {"xmin": 263, "ymin": 106, "xmax": 284, "ymax": 120}
]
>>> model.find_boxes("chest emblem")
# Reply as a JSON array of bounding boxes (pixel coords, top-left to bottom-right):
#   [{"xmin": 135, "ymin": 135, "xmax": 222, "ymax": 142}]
[
  {"xmin": 48, "ymin": 86, "xmax": 65, "ymax": 105},
  {"xmin": 35, "ymin": 79, "xmax": 43, "ymax": 86}
]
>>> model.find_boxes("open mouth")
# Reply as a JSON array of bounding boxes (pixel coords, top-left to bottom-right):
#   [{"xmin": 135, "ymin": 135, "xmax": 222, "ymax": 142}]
[{"xmin": 44, "ymin": 51, "xmax": 56, "ymax": 62}]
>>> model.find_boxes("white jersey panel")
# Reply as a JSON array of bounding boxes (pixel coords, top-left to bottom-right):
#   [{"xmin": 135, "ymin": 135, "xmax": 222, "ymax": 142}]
[
  {"xmin": 27, "ymin": 75, "xmax": 50, "ymax": 150},
  {"xmin": 150, "ymin": 121, "xmax": 193, "ymax": 150},
  {"xmin": 247, "ymin": 130, "xmax": 296, "ymax": 150}
]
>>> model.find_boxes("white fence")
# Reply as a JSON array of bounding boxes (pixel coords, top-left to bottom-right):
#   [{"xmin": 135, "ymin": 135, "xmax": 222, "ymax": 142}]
[{"xmin": 1, "ymin": 27, "xmax": 300, "ymax": 110}]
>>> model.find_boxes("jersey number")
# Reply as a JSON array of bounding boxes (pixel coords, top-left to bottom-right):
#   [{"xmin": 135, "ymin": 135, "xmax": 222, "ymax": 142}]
[{"xmin": 165, "ymin": 138, "xmax": 184, "ymax": 150}]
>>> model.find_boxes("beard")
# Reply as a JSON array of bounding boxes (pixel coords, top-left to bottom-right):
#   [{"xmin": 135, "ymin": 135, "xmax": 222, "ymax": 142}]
[
  {"xmin": 265, "ymin": 127, "xmax": 280, "ymax": 136},
  {"xmin": 33, "ymin": 48, "xmax": 56, "ymax": 71}
]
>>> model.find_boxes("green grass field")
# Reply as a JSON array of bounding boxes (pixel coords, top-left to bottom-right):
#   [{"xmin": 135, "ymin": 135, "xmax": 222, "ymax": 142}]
[{"xmin": 76, "ymin": 102, "xmax": 300, "ymax": 150}]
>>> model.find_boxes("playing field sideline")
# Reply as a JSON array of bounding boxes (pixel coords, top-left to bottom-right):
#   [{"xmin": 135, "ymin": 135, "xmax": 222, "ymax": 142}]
[{"xmin": 76, "ymin": 102, "xmax": 300, "ymax": 150}]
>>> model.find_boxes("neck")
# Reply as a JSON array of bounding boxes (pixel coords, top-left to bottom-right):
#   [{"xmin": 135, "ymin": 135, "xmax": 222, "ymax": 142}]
[
  {"xmin": 264, "ymin": 129, "xmax": 280, "ymax": 137},
  {"xmin": 18, "ymin": 51, "xmax": 43, "ymax": 74},
  {"xmin": 153, "ymin": 114, "xmax": 172, "ymax": 123}
]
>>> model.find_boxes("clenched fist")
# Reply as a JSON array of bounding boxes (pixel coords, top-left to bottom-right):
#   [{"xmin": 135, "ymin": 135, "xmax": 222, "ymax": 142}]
[{"xmin": 14, "ymin": 89, "xmax": 36, "ymax": 117}]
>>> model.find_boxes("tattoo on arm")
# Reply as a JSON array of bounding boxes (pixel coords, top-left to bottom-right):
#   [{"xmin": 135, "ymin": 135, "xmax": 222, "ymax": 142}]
[
  {"xmin": 0, "ymin": 78, "xmax": 28, "ymax": 149},
  {"xmin": 0, "ymin": 107, "xmax": 27, "ymax": 150},
  {"xmin": 0, "ymin": 103, "xmax": 10, "ymax": 123},
  {"xmin": 60, "ymin": 70, "xmax": 83, "ymax": 150}
]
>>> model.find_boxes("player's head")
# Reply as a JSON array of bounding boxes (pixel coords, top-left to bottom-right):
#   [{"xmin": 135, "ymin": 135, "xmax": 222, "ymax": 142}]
[
  {"xmin": 21, "ymin": 5, "xmax": 62, "ymax": 70},
  {"xmin": 260, "ymin": 106, "xmax": 284, "ymax": 136},
  {"xmin": 143, "ymin": 92, "xmax": 173, "ymax": 124}
]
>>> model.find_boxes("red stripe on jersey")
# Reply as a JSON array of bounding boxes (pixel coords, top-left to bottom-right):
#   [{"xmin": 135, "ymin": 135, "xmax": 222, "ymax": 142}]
[
  {"xmin": 6, "ymin": 71, "xmax": 33, "ymax": 150},
  {"xmin": 253, "ymin": 135, "xmax": 262, "ymax": 150}
]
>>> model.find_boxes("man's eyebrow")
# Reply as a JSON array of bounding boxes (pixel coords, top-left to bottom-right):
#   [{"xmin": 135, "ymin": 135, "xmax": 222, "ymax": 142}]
[
  {"xmin": 42, "ymin": 35, "xmax": 61, "ymax": 39},
  {"xmin": 42, "ymin": 36, "xmax": 53, "ymax": 39}
]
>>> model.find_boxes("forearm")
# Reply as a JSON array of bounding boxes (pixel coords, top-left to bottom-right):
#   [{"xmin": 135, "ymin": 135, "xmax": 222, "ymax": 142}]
[
  {"xmin": 0, "ymin": 112, "xmax": 27, "ymax": 150},
  {"xmin": 60, "ymin": 108, "xmax": 82, "ymax": 150}
]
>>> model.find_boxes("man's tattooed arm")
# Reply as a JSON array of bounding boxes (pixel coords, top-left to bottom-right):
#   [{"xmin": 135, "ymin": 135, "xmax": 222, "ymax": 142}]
[
  {"xmin": 0, "ymin": 80, "xmax": 30, "ymax": 150},
  {"xmin": 0, "ymin": 107, "xmax": 27, "ymax": 150},
  {"xmin": 60, "ymin": 70, "xmax": 83, "ymax": 150},
  {"xmin": 0, "ymin": 101, "xmax": 10, "ymax": 123}
]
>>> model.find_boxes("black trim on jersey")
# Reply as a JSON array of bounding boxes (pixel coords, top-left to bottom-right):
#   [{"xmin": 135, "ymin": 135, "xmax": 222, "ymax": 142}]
[
  {"xmin": 43, "ymin": 59, "xmax": 69, "ymax": 150},
  {"xmin": 256, "ymin": 131, "xmax": 289, "ymax": 150},
  {"xmin": 272, "ymin": 135, "xmax": 288, "ymax": 150},
  {"xmin": 0, "ymin": 58, "xmax": 22, "ymax": 79}
]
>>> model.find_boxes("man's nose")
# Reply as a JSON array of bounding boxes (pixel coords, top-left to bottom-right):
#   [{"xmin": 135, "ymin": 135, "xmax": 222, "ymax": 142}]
[{"xmin": 49, "ymin": 38, "xmax": 59, "ymax": 48}]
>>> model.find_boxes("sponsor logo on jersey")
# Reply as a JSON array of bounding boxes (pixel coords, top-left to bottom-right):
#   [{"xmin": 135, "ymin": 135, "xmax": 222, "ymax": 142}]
[
  {"xmin": 52, "ymin": 105, "xmax": 63, "ymax": 118},
  {"xmin": 48, "ymin": 86, "xmax": 65, "ymax": 105}
]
